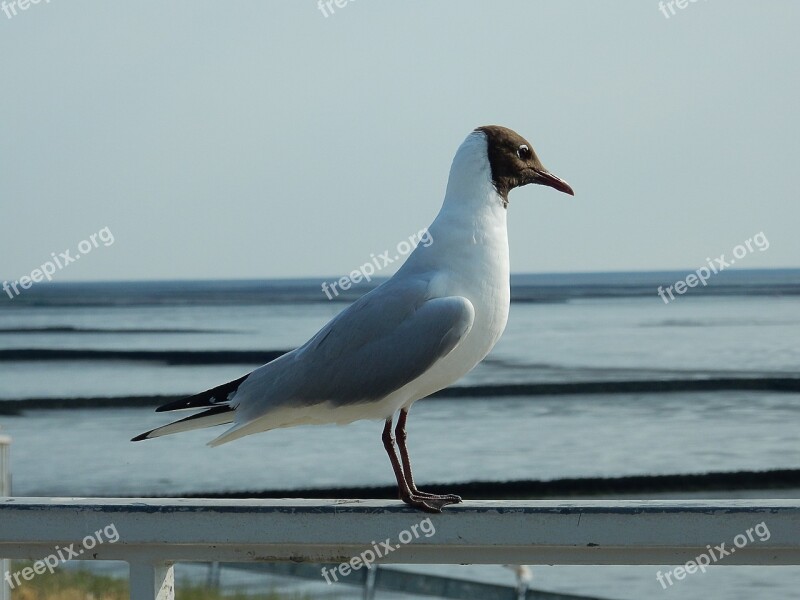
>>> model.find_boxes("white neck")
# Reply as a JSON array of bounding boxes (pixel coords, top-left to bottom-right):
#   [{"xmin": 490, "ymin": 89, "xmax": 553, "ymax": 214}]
[
  {"xmin": 401, "ymin": 131, "xmax": 509, "ymax": 278},
  {"xmin": 439, "ymin": 131, "xmax": 506, "ymax": 221},
  {"xmin": 428, "ymin": 131, "xmax": 507, "ymax": 248}
]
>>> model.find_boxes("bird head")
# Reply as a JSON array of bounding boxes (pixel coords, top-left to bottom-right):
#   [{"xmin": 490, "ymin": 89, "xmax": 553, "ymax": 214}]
[{"xmin": 476, "ymin": 125, "xmax": 574, "ymax": 206}]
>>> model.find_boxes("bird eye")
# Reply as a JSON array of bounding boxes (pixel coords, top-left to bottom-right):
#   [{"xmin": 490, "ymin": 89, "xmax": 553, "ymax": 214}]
[{"xmin": 517, "ymin": 144, "xmax": 531, "ymax": 160}]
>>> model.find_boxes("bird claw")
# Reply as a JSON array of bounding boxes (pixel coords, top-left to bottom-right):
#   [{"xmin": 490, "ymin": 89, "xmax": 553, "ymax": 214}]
[
  {"xmin": 414, "ymin": 491, "xmax": 463, "ymax": 503},
  {"xmin": 404, "ymin": 497, "xmax": 443, "ymax": 513},
  {"xmin": 401, "ymin": 491, "xmax": 462, "ymax": 512}
]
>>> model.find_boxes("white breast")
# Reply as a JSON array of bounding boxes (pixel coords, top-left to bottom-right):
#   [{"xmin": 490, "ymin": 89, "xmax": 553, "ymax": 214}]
[{"xmin": 370, "ymin": 130, "xmax": 512, "ymax": 415}]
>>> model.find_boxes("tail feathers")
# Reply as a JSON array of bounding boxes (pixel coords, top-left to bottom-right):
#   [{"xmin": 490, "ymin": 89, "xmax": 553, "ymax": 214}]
[
  {"xmin": 155, "ymin": 373, "xmax": 249, "ymax": 413},
  {"xmin": 206, "ymin": 406, "xmax": 292, "ymax": 448},
  {"xmin": 132, "ymin": 405, "xmax": 234, "ymax": 441},
  {"xmin": 207, "ymin": 418, "xmax": 259, "ymax": 448}
]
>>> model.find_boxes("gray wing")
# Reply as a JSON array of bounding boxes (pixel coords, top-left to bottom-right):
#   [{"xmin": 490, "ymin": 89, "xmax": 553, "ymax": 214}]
[{"xmin": 232, "ymin": 276, "xmax": 474, "ymax": 420}]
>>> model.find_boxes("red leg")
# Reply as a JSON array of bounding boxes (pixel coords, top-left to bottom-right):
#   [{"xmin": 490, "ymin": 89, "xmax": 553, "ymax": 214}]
[
  {"xmin": 395, "ymin": 409, "xmax": 462, "ymax": 508},
  {"xmin": 381, "ymin": 418, "xmax": 439, "ymax": 513}
]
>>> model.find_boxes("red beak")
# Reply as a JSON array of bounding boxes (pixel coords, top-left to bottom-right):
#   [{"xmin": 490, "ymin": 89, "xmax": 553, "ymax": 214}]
[{"xmin": 533, "ymin": 169, "xmax": 574, "ymax": 196}]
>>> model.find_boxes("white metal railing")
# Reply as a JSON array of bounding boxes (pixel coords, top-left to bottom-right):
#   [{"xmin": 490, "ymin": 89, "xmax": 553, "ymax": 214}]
[
  {"xmin": 0, "ymin": 497, "xmax": 798, "ymax": 599},
  {"xmin": 0, "ymin": 435, "xmax": 9, "ymax": 495},
  {"xmin": 0, "ymin": 433, "xmax": 10, "ymax": 600}
]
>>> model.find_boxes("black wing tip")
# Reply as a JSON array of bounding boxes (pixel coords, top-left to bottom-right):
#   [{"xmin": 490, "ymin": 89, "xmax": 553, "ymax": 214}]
[
  {"xmin": 133, "ymin": 404, "xmax": 234, "ymax": 442},
  {"xmin": 155, "ymin": 373, "xmax": 249, "ymax": 413},
  {"xmin": 155, "ymin": 401, "xmax": 189, "ymax": 413}
]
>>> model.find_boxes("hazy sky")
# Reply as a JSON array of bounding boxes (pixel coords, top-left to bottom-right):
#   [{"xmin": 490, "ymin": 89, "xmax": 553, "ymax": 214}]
[{"xmin": 1, "ymin": 1, "xmax": 798, "ymax": 281}]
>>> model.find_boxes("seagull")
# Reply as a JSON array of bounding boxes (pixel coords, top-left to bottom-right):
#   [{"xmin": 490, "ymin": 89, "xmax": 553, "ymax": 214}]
[{"xmin": 132, "ymin": 125, "xmax": 574, "ymax": 512}]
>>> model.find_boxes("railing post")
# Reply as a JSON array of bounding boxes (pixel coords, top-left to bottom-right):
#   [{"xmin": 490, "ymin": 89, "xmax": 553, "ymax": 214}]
[
  {"xmin": 363, "ymin": 565, "xmax": 377, "ymax": 600},
  {"xmin": 129, "ymin": 562, "xmax": 175, "ymax": 600},
  {"xmin": 0, "ymin": 432, "xmax": 11, "ymax": 600},
  {"xmin": 205, "ymin": 561, "xmax": 221, "ymax": 589}
]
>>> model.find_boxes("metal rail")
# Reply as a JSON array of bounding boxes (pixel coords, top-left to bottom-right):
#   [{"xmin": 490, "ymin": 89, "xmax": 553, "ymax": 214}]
[{"xmin": 1, "ymin": 497, "xmax": 798, "ymax": 599}]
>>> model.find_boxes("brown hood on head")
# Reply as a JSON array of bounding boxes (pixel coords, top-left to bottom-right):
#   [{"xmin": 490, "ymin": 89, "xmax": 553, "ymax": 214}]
[{"xmin": 476, "ymin": 125, "xmax": 574, "ymax": 206}]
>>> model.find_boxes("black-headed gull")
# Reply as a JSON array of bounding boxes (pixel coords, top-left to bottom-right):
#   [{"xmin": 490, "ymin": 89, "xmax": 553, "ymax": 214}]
[{"xmin": 133, "ymin": 126, "xmax": 574, "ymax": 512}]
